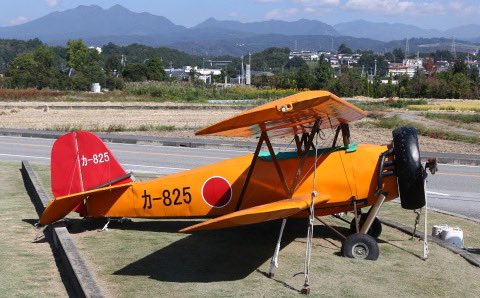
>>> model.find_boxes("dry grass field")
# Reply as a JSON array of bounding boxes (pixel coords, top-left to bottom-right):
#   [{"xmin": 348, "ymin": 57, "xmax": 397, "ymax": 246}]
[{"xmin": 1, "ymin": 100, "xmax": 479, "ymax": 154}]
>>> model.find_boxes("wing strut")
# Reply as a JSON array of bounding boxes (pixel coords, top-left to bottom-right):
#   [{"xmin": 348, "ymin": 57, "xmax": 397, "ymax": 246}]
[
  {"xmin": 236, "ymin": 130, "xmax": 290, "ymax": 210},
  {"xmin": 236, "ymin": 119, "xmax": 322, "ymax": 211},
  {"xmin": 289, "ymin": 119, "xmax": 320, "ymax": 197}
]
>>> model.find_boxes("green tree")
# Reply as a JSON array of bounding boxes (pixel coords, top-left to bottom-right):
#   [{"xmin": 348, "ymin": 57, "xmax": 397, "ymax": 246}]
[
  {"xmin": 33, "ymin": 45, "xmax": 58, "ymax": 88},
  {"xmin": 105, "ymin": 55, "xmax": 123, "ymax": 75},
  {"xmin": 338, "ymin": 43, "xmax": 352, "ymax": 54},
  {"xmin": 451, "ymin": 73, "xmax": 470, "ymax": 98},
  {"xmin": 452, "ymin": 59, "xmax": 468, "ymax": 75},
  {"xmin": 392, "ymin": 48, "xmax": 405, "ymax": 62},
  {"xmin": 66, "ymin": 40, "xmax": 105, "ymax": 89},
  {"xmin": 122, "ymin": 63, "xmax": 147, "ymax": 82},
  {"xmin": 295, "ymin": 64, "xmax": 313, "ymax": 89},
  {"xmin": 66, "ymin": 40, "xmax": 91, "ymax": 70},
  {"xmin": 312, "ymin": 55, "xmax": 333, "ymax": 89},
  {"xmin": 6, "ymin": 45, "xmax": 60, "ymax": 89},
  {"xmin": 250, "ymin": 47, "xmax": 290, "ymax": 71},
  {"xmin": 433, "ymin": 50, "xmax": 454, "ymax": 62},
  {"xmin": 284, "ymin": 56, "xmax": 306, "ymax": 70},
  {"xmin": 5, "ymin": 53, "xmax": 38, "ymax": 88},
  {"xmin": 146, "ymin": 56, "xmax": 166, "ymax": 81}
]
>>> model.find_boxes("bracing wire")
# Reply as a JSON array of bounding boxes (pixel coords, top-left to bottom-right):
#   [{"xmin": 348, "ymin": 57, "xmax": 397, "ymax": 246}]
[{"xmin": 303, "ymin": 126, "xmax": 320, "ymax": 290}]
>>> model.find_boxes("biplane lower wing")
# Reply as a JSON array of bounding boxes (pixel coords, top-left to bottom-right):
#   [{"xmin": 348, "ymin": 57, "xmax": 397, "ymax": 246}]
[
  {"xmin": 180, "ymin": 194, "xmax": 329, "ymax": 232},
  {"xmin": 39, "ymin": 183, "xmax": 132, "ymax": 225}
]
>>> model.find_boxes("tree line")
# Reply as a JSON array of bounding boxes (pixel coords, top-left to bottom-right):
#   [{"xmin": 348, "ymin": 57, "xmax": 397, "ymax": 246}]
[{"xmin": 0, "ymin": 38, "xmax": 479, "ymax": 99}]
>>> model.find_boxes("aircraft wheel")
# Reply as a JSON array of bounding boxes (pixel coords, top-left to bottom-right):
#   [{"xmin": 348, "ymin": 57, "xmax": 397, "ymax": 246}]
[
  {"xmin": 342, "ymin": 233, "xmax": 379, "ymax": 260},
  {"xmin": 349, "ymin": 215, "xmax": 382, "ymax": 238}
]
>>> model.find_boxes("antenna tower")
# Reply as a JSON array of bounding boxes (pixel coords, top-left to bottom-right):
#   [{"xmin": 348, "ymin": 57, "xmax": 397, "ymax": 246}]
[
  {"xmin": 405, "ymin": 38, "xmax": 410, "ymax": 57},
  {"xmin": 452, "ymin": 37, "xmax": 457, "ymax": 59}
]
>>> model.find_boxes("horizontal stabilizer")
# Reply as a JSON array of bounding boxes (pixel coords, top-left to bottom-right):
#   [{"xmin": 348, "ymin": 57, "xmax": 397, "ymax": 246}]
[
  {"xmin": 180, "ymin": 194, "xmax": 329, "ymax": 232},
  {"xmin": 39, "ymin": 183, "xmax": 132, "ymax": 226}
]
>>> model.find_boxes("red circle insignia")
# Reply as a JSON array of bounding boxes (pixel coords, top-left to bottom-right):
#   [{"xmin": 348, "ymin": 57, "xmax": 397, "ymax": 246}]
[{"xmin": 201, "ymin": 176, "xmax": 232, "ymax": 208}]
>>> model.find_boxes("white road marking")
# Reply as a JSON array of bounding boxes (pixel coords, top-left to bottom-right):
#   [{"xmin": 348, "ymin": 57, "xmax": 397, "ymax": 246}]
[
  {"xmin": 0, "ymin": 153, "xmax": 50, "ymax": 160},
  {"xmin": 427, "ymin": 191, "xmax": 450, "ymax": 197},
  {"xmin": 438, "ymin": 163, "xmax": 480, "ymax": 168},
  {"xmin": 122, "ymin": 163, "xmax": 190, "ymax": 171}
]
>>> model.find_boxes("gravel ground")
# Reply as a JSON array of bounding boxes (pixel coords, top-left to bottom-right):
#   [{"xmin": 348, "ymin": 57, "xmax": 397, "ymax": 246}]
[{"xmin": 1, "ymin": 103, "xmax": 479, "ymax": 154}]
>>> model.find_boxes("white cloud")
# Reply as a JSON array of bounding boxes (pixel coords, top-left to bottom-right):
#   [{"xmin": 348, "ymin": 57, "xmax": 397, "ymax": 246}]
[
  {"xmin": 343, "ymin": 0, "xmax": 447, "ymax": 15},
  {"xmin": 296, "ymin": 0, "xmax": 340, "ymax": 6},
  {"xmin": 448, "ymin": 1, "xmax": 480, "ymax": 16},
  {"xmin": 44, "ymin": 0, "xmax": 60, "ymax": 7},
  {"xmin": 265, "ymin": 8, "xmax": 300, "ymax": 19},
  {"xmin": 9, "ymin": 16, "xmax": 28, "ymax": 26},
  {"xmin": 228, "ymin": 11, "xmax": 238, "ymax": 17}
]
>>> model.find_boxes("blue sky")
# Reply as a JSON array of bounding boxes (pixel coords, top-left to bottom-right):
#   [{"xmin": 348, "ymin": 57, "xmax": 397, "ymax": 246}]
[{"xmin": 1, "ymin": 0, "xmax": 480, "ymax": 29}]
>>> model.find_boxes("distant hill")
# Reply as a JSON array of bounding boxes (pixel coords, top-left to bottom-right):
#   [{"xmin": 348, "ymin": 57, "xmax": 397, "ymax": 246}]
[
  {"xmin": 334, "ymin": 20, "xmax": 480, "ymax": 42},
  {"xmin": 385, "ymin": 38, "xmax": 480, "ymax": 54},
  {"xmin": 334, "ymin": 20, "xmax": 441, "ymax": 41},
  {"xmin": 194, "ymin": 18, "xmax": 338, "ymax": 36},
  {"xmin": 443, "ymin": 25, "xmax": 480, "ymax": 41},
  {"xmin": 0, "ymin": 4, "xmax": 479, "ymax": 56},
  {"xmin": 0, "ymin": 4, "xmax": 185, "ymax": 41}
]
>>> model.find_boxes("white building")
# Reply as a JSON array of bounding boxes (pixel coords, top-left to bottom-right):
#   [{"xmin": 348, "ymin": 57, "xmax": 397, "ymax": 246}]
[
  {"xmin": 289, "ymin": 51, "xmax": 319, "ymax": 61},
  {"xmin": 388, "ymin": 58, "xmax": 424, "ymax": 78}
]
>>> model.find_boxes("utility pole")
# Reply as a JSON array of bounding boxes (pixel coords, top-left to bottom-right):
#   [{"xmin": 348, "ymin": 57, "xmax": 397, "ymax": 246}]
[
  {"xmin": 374, "ymin": 58, "xmax": 377, "ymax": 76},
  {"xmin": 241, "ymin": 55, "xmax": 244, "ymax": 85},
  {"xmin": 452, "ymin": 37, "xmax": 457, "ymax": 59},
  {"xmin": 405, "ymin": 38, "xmax": 409, "ymax": 57}
]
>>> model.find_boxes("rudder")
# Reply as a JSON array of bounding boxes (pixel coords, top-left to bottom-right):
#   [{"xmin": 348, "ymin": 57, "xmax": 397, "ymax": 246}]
[{"xmin": 51, "ymin": 131, "xmax": 132, "ymax": 215}]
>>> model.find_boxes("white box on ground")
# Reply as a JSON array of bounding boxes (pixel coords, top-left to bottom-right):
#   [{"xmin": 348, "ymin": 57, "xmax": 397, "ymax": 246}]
[{"xmin": 91, "ymin": 83, "xmax": 101, "ymax": 93}]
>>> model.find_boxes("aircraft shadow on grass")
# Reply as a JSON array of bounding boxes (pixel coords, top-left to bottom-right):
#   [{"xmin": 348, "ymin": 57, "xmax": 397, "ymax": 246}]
[{"xmin": 111, "ymin": 219, "xmax": 350, "ymax": 283}]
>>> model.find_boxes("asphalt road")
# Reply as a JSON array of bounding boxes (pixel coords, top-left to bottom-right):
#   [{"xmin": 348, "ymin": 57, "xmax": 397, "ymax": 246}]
[{"xmin": 1, "ymin": 135, "xmax": 479, "ymax": 220}]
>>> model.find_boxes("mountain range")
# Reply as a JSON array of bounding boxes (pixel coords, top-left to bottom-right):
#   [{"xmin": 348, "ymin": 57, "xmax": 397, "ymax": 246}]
[{"xmin": 1, "ymin": 5, "xmax": 479, "ymax": 56}]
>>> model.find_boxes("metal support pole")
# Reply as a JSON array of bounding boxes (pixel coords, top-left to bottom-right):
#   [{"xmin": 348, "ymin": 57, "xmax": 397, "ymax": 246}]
[
  {"xmin": 236, "ymin": 133, "xmax": 265, "ymax": 210},
  {"xmin": 359, "ymin": 193, "xmax": 386, "ymax": 234},
  {"xmin": 352, "ymin": 197, "xmax": 359, "ymax": 233},
  {"xmin": 294, "ymin": 134, "xmax": 303, "ymax": 154},
  {"xmin": 315, "ymin": 216, "xmax": 347, "ymax": 240},
  {"xmin": 340, "ymin": 123, "xmax": 350, "ymax": 146},
  {"xmin": 268, "ymin": 218, "xmax": 287, "ymax": 278},
  {"xmin": 423, "ymin": 179, "xmax": 429, "ymax": 259},
  {"xmin": 332, "ymin": 126, "xmax": 341, "ymax": 148},
  {"xmin": 264, "ymin": 133, "xmax": 290, "ymax": 196}
]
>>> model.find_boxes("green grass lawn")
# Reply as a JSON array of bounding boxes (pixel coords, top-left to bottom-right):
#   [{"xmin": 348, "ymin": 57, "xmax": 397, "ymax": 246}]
[
  {"xmin": 0, "ymin": 162, "xmax": 66, "ymax": 296},
  {"xmin": 18, "ymin": 163, "xmax": 480, "ymax": 297}
]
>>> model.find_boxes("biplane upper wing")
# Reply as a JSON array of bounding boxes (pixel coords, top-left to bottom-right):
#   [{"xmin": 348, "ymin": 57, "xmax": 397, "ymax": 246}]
[
  {"xmin": 39, "ymin": 183, "xmax": 132, "ymax": 225},
  {"xmin": 180, "ymin": 194, "xmax": 329, "ymax": 232},
  {"xmin": 195, "ymin": 90, "xmax": 367, "ymax": 138}
]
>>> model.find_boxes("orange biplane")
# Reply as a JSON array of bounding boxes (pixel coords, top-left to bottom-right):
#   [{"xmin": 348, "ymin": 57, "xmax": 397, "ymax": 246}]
[{"xmin": 39, "ymin": 91, "xmax": 434, "ymax": 293}]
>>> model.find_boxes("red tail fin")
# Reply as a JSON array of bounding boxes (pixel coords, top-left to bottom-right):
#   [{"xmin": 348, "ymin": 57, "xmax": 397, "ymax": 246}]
[{"xmin": 51, "ymin": 131, "xmax": 132, "ymax": 215}]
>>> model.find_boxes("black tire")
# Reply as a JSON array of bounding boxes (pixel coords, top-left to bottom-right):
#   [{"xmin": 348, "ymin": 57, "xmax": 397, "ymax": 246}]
[
  {"xmin": 392, "ymin": 126, "xmax": 426, "ymax": 210},
  {"xmin": 341, "ymin": 233, "xmax": 379, "ymax": 261},
  {"xmin": 349, "ymin": 215, "xmax": 382, "ymax": 239}
]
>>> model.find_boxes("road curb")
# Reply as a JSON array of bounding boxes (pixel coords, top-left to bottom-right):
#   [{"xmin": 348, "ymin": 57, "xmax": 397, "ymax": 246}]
[
  {"xmin": 21, "ymin": 161, "xmax": 105, "ymax": 298},
  {"xmin": 2, "ymin": 128, "xmax": 480, "ymax": 165},
  {"xmin": 380, "ymin": 218, "xmax": 480, "ymax": 267}
]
